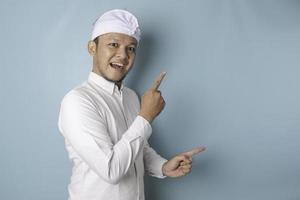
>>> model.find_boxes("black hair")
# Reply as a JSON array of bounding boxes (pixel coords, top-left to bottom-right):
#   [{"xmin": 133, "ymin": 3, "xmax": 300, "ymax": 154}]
[{"xmin": 93, "ymin": 36, "xmax": 99, "ymax": 44}]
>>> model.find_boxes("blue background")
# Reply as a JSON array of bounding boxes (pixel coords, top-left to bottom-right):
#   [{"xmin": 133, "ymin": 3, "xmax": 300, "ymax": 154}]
[{"xmin": 1, "ymin": 0, "xmax": 300, "ymax": 199}]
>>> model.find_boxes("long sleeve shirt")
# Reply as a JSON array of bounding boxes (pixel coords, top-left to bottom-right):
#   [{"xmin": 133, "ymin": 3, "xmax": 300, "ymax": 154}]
[{"xmin": 58, "ymin": 72, "xmax": 167, "ymax": 200}]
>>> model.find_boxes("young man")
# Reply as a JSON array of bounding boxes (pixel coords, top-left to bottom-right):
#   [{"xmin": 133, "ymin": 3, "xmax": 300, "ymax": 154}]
[{"xmin": 58, "ymin": 9, "xmax": 205, "ymax": 200}]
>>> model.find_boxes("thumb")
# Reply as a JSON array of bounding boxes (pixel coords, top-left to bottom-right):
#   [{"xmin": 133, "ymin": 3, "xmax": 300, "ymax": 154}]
[
  {"xmin": 173, "ymin": 155, "xmax": 191, "ymax": 164},
  {"xmin": 181, "ymin": 146, "xmax": 206, "ymax": 158}
]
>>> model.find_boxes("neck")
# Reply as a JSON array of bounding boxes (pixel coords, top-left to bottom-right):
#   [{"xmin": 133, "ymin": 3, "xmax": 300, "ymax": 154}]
[
  {"xmin": 115, "ymin": 81, "xmax": 122, "ymax": 90},
  {"xmin": 91, "ymin": 69, "xmax": 123, "ymax": 90}
]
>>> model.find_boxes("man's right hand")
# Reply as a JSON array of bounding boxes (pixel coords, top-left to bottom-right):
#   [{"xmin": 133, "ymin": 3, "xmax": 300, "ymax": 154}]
[{"xmin": 139, "ymin": 72, "xmax": 166, "ymax": 123}]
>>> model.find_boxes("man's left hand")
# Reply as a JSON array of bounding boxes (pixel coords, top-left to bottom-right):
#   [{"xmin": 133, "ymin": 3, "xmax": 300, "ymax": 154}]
[{"xmin": 162, "ymin": 147, "xmax": 206, "ymax": 178}]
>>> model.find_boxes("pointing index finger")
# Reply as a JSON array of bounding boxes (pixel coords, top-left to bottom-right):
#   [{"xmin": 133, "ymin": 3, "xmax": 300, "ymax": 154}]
[
  {"xmin": 151, "ymin": 72, "xmax": 166, "ymax": 91},
  {"xmin": 183, "ymin": 146, "xmax": 206, "ymax": 157}
]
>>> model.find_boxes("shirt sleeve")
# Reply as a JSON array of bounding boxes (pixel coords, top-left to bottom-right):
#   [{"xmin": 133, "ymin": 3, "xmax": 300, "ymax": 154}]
[
  {"xmin": 143, "ymin": 140, "xmax": 168, "ymax": 178},
  {"xmin": 58, "ymin": 91, "xmax": 152, "ymax": 185}
]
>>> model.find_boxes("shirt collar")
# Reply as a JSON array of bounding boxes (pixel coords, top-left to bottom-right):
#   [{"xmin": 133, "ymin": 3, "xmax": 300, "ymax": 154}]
[{"xmin": 88, "ymin": 72, "xmax": 124, "ymax": 95}]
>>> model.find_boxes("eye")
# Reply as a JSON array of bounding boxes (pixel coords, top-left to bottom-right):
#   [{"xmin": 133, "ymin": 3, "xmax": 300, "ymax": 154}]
[
  {"xmin": 109, "ymin": 43, "xmax": 118, "ymax": 47},
  {"xmin": 127, "ymin": 46, "xmax": 136, "ymax": 53}
]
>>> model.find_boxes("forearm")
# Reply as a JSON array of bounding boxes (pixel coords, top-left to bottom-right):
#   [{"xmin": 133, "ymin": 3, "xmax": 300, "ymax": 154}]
[{"xmin": 143, "ymin": 141, "xmax": 168, "ymax": 178}]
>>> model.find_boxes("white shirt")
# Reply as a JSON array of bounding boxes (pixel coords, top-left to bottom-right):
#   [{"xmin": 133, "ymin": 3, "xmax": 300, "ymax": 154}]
[{"xmin": 58, "ymin": 72, "xmax": 167, "ymax": 200}]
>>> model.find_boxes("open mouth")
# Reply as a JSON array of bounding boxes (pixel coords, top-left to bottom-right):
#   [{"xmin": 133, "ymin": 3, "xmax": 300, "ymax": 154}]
[{"xmin": 110, "ymin": 62, "xmax": 124, "ymax": 70}]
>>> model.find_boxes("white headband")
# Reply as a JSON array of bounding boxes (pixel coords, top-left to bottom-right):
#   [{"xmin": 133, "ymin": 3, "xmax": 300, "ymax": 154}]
[{"xmin": 91, "ymin": 9, "xmax": 141, "ymax": 42}]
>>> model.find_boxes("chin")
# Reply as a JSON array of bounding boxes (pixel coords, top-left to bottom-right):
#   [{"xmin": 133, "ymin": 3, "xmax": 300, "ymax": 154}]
[{"xmin": 106, "ymin": 74, "xmax": 126, "ymax": 83}]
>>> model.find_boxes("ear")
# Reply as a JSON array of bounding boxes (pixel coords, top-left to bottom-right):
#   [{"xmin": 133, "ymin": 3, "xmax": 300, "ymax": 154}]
[{"xmin": 87, "ymin": 40, "xmax": 97, "ymax": 56}]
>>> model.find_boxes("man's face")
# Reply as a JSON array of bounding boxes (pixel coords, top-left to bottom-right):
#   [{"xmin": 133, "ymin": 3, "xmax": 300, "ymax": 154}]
[{"xmin": 90, "ymin": 32, "xmax": 137, "ymax": 84}]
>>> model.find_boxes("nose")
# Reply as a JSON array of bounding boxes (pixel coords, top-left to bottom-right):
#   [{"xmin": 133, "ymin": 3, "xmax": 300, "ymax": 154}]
[{"xmin": 116, "ymin": 47, "xmax": 128, "ymax": 60}]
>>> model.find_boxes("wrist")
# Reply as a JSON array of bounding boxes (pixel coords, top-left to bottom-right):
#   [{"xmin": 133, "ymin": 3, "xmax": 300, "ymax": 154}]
[
  {"xmin": 162, "ymin": 161, "xmax": 168, "ymax": 176},
  {"xmin": 138, "ymin": 112, "xmax": 153, "ymax": 123}
]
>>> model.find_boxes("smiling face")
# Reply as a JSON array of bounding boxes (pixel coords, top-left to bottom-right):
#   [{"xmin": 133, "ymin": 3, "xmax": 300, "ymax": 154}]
[{"xmin": 88, "ymin": 32, "xmax": 137, "ymax": 86}]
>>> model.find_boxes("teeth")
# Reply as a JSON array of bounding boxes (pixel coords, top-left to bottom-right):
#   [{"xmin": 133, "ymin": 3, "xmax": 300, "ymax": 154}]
[{"xmin": 111, "ymin": 62, "xmax": 124, "ymax": 67}]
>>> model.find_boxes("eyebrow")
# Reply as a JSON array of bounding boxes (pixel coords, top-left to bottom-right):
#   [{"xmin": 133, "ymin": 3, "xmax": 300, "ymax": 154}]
[
  {"xmin": 109, "ymin": 38, "xmax": 137, "ymax": 46},
  {"xmin": 129, "ymin": 42, "xmax": 137, "ymax": 46}
]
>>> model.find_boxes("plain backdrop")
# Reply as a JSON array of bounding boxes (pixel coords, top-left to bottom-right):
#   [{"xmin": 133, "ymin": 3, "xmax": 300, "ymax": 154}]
[{"xmin": 1, "ymin": 0, "xmax": 300, "ymax": 199}]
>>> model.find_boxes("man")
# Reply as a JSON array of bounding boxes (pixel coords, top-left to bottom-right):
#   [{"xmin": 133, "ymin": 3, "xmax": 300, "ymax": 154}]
[{"xmin": 58, "ymin": 9, "xmax": 205, "ymax": 200}]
